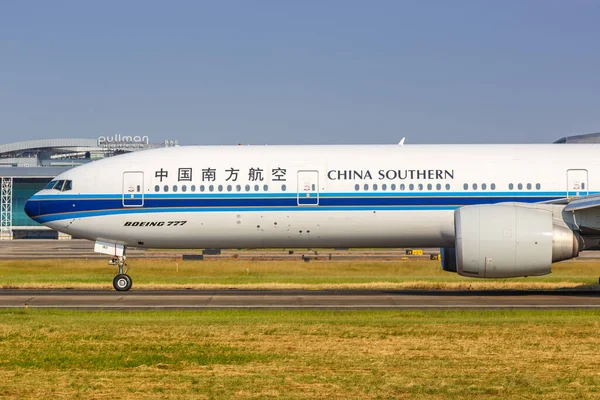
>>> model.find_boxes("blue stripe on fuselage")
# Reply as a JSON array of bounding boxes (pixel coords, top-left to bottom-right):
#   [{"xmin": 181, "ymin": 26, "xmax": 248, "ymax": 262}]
[
  {"xmin": 26, "ymin": 191, "xmax": 572, "ymax": 223},
  {"xmin": 34, "ymin": 194, "xmax": 561, "ymax": 216},
  {"xmin": 29, "ymin": 191, "xmax": 571, "ymax": 200}
]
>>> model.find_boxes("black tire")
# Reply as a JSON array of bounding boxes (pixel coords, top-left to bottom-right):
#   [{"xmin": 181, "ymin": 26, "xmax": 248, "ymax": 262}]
[{"xmin": 113, "ymin": 274, "xmax": 132, "ymax": 291}]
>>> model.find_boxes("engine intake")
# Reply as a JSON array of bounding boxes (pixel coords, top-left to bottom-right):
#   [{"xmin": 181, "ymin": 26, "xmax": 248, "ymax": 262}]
[{"xmin": 449, "ymin": 204, "xmax": 579, "ymax": 278}]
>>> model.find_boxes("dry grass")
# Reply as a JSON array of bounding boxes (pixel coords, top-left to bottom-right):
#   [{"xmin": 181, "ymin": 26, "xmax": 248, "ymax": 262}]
[
  {"xmin": 0, "ymin": 309, "xmax": 599, "ymax": 399},
  {"xmin": 0, "ymin": 258, "xmax": 599, "ymax": 290}
]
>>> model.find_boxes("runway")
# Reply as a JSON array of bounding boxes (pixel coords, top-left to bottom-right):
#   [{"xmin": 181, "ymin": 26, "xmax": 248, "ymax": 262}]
[{"xmin": 1, "ymin": 289, "xmax": 600, "ymax": 310}]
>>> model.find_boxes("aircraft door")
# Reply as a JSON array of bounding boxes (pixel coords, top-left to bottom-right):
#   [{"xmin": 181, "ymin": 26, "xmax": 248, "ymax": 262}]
[
  {"xmin": 297, "ymin": 170, "xmax": 319, "ymax": 206},
  {"xmin": 567, "ymin": 169, "xmax": 588, "ymax": 198},
  {"xmin": 122, "ymin": 171, "xmax": 144, "ymax": 207}
]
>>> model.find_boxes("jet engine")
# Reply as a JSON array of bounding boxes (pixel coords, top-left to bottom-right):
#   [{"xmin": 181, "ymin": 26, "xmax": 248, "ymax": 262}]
[{"xmin": 441, "ymin": 204, "xmax": 580, "ymax": 278}]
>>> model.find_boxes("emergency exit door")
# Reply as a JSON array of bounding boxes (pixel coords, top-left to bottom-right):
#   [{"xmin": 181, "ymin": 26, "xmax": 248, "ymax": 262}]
[
  {"xmin": 567, "ymin": 169, "xmax": 588, "ymax": 198},
  {"xmin": 297, "ymin": 170, "xmax": 319, "ymax": 206},
  {"xmin": 122, "ymin": 171, "xmax": 144, "ymax": 207}
]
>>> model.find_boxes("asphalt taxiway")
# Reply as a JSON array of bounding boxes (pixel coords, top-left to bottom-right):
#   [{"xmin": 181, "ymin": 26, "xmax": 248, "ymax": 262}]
[
  {"xmin": 1, "ymin": 289, "xmax": 599, "ymax": 310},
  {"xmin": 2, "ymin": 239, "xmax": 599, "ymax": 261}
]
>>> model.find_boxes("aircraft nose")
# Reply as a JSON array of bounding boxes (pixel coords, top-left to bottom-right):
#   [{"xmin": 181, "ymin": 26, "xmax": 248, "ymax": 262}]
[{"xmin": 24, "ymin": 197, "xmax": 40, "ymax": 219}]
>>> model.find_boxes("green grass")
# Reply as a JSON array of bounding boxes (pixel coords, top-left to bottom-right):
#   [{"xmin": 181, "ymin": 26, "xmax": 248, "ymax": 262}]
[
  {"xmin": 0, "ymin": 309, "xmax": 599, "ymax": 399},
  {"xmin": 0, "ymin": 258, "xmax": 599, "ymax": 290}
]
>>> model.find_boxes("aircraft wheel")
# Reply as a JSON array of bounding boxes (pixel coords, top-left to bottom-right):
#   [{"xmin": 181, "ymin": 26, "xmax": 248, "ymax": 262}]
[{"xmin": 113, "ymin": 274, "xmax": 132, "ymax": 291}]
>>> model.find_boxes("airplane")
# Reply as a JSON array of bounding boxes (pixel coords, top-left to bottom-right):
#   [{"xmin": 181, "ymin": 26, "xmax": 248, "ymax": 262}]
[{"xmin": 24, "ymin": 138, "xmax": 600, "ymax": 291}]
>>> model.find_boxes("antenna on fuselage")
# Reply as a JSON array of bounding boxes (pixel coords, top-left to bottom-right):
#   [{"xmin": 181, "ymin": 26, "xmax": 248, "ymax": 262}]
[{"xmin": 398, "ymin": 137, "xmax": 406, "ymax": 146}]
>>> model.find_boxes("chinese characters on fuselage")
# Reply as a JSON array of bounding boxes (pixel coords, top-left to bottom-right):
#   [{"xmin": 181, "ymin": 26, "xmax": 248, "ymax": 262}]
[
  {"xmin": 153, "ymin": 167, "xmax": 455, "ymax": 183},
  {"xmin": 154, "ymin": 167, "xmax": 288, "ymax": 182}
]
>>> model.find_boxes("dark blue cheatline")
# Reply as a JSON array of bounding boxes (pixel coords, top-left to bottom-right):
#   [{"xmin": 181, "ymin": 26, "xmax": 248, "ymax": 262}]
[{"xmin": 23, "ymin": 191, "xmax": 570, "ymax": 223}]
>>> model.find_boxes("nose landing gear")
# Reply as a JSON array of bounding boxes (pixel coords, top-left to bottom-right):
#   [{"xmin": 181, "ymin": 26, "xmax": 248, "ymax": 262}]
[{"xmin": 110, "ymin": 256, "xmax": 132, "ymax": 291}]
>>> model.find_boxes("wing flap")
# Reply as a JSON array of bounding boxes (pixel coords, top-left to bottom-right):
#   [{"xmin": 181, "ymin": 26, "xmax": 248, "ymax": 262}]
[{"xmin": 563, "ymin": 194, "xmax": 600, "ymax": 212}]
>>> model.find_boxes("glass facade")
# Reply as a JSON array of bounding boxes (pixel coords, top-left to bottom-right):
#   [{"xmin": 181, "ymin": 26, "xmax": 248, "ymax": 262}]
[{"xmin": 13, "ymin": 178, "xmax": 52, "ymax": 226}]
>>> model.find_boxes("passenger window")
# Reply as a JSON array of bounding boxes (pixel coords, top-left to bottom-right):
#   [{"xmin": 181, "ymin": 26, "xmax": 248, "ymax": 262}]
[
  {"xmin": 245, "ymin": 185, "xmax": 250, "ymax": 192},
  {"xmin": 463, "ymin": 183, "xmax": 468, "ymax": 190},
  {"xmin": 263, "ymin": 185, "xmax": 268, "ymax": 191},
  {"xmin": 154, "ymin": 185, "xmax": 160, "ymax": 192},
  {"xmin": 582, "ymin": 183, "xmax": 586, "ymax": 190},
  {"xmin": 218, "ymin": 185, "xmax": 223, "ymax": 192},
  {"xmin": 491, "ymin": 183, "xmax": 496, "ymax": 190},
  {"xmin": 209, "ymin": 185, "xmax": 214, "ymax": 192},
  {"xmin": 173, "ymin": 185, "xmax": 178, "ymax": 192},
  {"xmin": 445, "ymin": 184, "xmax": 450, "ymax": 190},
  {"xmin": 527, "ymin": 183, "xmax": 532, "ymax": 190},
  {"xmin": 364, "ymin": 184, "xmax": 368, "ymax": 191},
  {"xmin": 182, "ymin": 185, "xmax": 187, "ymax": 192},
  {"xmin": 281, "ymin": 184, "xmax": 287, "ymax": 191},
  {"xmin": 164, "ymin": 185, "xmax": 169, "ymax": 192},
  {"xmin": 427, "ymin": 183, "xmax": 432, "ymax": 190},
  {"xmin": 518, "ymin": 183, "xmax": 523, "ymax": 190},
  {"xmin": 373, "ymin": 184, "xmax": 378, "ymax": 191},
  {"xmin": 236, "ymin": 185, "xmax": 241, "ymax": 192},
  {"xmin": 254, "ymin": 184, "xmax": 259, "ymax": 191},
  {"xmin": 482, "ymin": 183, "xmax": 487, "ymax": 190},
  {"xmin": 191, "ymin": 185, "xmax": 196, "ymax": 192},
  {"xmin": 355, "ymin": 184, "xmax": 360, "ymax": 191},
  {"xmin": 418, "ymin": 184, "xmax": 423, "ymax": 191},
  {"xmin": 509, "ymin": 183, "xmax": 514, "ymax": 190},
  {"xmin": 382, "ymin": 184, "xmax": 387, "ymax": 191},
  {"xmin": 400, "ymin": 184, "xmax": 405, "ymax": 191},
  {"xmin": 409, "ymin": 184, "xmax": 415, "ymax": 191},
  {"xmin": 536, "ymin": 183, "xmax": 541, "ymax": 190},
  {"xmin": 227, "ymin": 185, "xmax": 232, "ymax": 192},
  {"xmin": 436, "ymin": 183, "xmax": 441, "ymax": 190},
  {"xmin": 472, "ymin": 183, "xmax": 478, "ymax": 190},
  {"xmin": 391, "ymin": 184, "xmax": 396, "ymax": 190},
  {"xmin": 200, "ymin": 185, "xmax": 205, "ymax": 192}
]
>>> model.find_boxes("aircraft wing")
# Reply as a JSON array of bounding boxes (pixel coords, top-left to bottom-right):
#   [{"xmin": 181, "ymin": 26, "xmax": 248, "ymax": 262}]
[{"xmin": 563, "ymin": 194, "xmax": 600, "ymax": 212}]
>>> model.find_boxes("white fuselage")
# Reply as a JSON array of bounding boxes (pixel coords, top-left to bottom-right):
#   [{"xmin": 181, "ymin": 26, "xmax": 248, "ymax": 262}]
[{"xmin": 24, "ymin": 144, "xmax": 599, "ymax": 249}]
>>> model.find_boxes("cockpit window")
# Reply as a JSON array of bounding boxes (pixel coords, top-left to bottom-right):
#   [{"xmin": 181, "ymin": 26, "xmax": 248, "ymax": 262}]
[
  {"xmin": 44, "ymin": 179, "xmax": 72, "ymax": 191},
  {"xmin": 44, "ymin": 180, "xmax": 57, "ymax": 190},
  {"xmin": 53, "ymin": 180, "xmax": 65, "ymax": 191}
]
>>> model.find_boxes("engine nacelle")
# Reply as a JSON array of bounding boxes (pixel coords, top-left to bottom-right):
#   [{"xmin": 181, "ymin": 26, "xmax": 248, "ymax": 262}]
[{"xmin": 452, "ymin": 204, "xmax": 579, "ymax": 278}]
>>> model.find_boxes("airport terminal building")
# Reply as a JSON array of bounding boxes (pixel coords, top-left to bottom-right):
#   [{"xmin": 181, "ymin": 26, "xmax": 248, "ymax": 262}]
[{"xmin": 0, "ymin": 138, "xmax": 174, "ymax": 239}]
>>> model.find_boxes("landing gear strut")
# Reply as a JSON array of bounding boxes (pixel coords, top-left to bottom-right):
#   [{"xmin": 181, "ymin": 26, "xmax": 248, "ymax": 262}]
[{"xmin": 110, "ymin": 255, "xmax": 132, "ymax": 291}]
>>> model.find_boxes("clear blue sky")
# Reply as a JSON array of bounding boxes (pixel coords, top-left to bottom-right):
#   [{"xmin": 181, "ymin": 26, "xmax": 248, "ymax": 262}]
[{"xmin": 2, "ymin": 1, "xmax": 600, "ymax": 145}]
